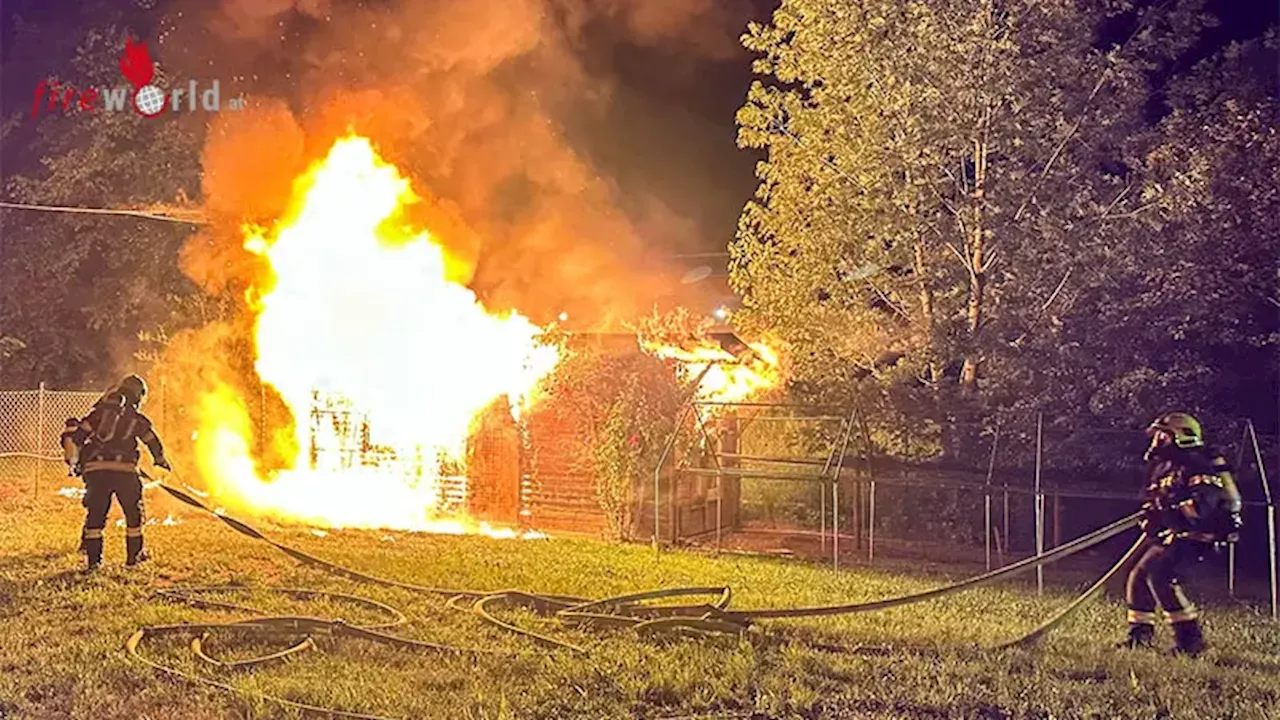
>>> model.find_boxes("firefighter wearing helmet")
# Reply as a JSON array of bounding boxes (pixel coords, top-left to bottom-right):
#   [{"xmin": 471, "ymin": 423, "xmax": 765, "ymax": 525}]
[
  {"xmin": 1118, "ymin": 412, "xmax": 1242, "ymax": 656},
  {"xmin": 60, "ymin": 374, "xmax": 170, "ymax": 571}
]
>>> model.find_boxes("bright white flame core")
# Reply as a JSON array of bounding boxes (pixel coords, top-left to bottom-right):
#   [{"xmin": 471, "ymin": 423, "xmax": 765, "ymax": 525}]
[{"xmin": 194, "ymin": 136, "xmax": 560, "ymax": 534}]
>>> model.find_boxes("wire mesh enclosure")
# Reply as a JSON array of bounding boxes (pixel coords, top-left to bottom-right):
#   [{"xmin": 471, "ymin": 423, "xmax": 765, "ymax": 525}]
[
  {"xmin": 3, "ymin": 384, "xmax": 1276, "ymax": 620},
  {"xmin": 0, "ymin": 386, "xmax": 103, "ymax": 493}
]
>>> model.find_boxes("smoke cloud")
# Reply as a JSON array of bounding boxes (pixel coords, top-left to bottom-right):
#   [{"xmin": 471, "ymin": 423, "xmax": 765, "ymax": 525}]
[{"xmin": 158, "ymin": 0, "xmax": 738, "ymax": 329}]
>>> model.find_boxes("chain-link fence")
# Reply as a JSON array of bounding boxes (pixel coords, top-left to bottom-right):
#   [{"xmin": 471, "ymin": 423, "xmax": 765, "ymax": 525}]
[
  {"xmin": 668, "ymin": 404, "xmax": 1277, "ymax": 617},
  {"xmin": 864, "ymin": 418, "xmax": 1278, "ymax": 558},
  {"xmin": 1, "ymin": 378, "xmax": 201, "ymax": 503},
  {"xmin": 0, "ymin": 385, "xmax": 106, "ymax": 495},
  {"xmin": 2, "ymin": 384, "xmax": 544, "ymax": 533},
  {"xmin": 6, "ymin": 385, "xmax": 1277, "ymax": 616}
]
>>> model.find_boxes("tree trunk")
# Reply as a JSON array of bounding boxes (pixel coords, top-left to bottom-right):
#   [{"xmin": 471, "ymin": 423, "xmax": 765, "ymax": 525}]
[
  {"xmin": 914, "ymin": 236, "xmax": 938, "ymax": 383},
  {"xmin": 960, "ymin": 136, "xmax": 988, "ymax": 388},
  {"xmin": 905, "ymin": 164, "xmax": 938, "ymax": 386}
]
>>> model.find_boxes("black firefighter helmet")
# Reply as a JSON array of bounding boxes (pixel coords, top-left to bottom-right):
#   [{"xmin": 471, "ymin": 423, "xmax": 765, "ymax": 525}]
[{"xmin": 117, "ymin": 374, "xmax": 148, "ymax": 406}]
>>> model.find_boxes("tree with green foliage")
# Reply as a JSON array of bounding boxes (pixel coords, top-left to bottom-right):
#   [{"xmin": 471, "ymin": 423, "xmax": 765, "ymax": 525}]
[
  {"xmin": 990, "ymin": 31, "xmax": 1280, "ymax": 429},
  {"xmin": 531, "ymin": 340, "xmax": 685, "ymax": 541},
  {"xmin": 0, "ymin": 335, "xmax": 26, "ymax": 373},
  {"xmin": 731, "ymin": 0, "xmax": 1211, "ymax": 414},
  {"xmin": 1, "ymin": 18, "xmax": 204, "ymax": 388}
]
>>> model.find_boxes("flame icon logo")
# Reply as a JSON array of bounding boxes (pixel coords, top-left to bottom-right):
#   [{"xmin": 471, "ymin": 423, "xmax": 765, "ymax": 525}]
[{"xmin": 119, "ymin": 37, "xmax": 166, "ymax": 118}]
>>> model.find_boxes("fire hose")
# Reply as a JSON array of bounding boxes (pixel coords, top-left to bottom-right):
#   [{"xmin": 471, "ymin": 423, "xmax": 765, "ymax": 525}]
[{"xmin": 127, "ymin": 480, "xmax": 1144, "ymax": 718}]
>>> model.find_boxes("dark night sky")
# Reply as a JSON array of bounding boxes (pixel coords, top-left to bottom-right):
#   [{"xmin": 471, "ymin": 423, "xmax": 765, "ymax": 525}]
[{"xmin": 0, "ymin": 0, "xmax": 1275, "ymax": 260}]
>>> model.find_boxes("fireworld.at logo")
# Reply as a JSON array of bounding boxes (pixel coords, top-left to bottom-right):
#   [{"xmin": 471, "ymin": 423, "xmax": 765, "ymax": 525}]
[{"xmin": 31, "ymin": 37, "xmax": 245, "ymax": 119}]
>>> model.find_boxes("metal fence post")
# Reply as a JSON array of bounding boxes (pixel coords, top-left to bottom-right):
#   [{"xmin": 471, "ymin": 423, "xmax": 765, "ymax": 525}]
[
  {"xmin": 35, "ymin": 382, "xmax": 46, "ymax": 498},
  {"xmin": 858, "ymin": 414, "xmax": 874, "ymax": 551},
  {"xmin": 820, "ymin": 476, "xmax": 827, "ymax": 553},
  {"xmin": 984, "ymin": 420, "xmax": 1001, "ymax": 571},
  {"xmin": 1035, "ymin": 412, "xmax": 1044, "ymax": 597},
  {"xmin": 1269, "ymin": 502, "xmax": 1279, "ymax": 623},
  {"xmin": 1231, "ymin": 423, "xmax": 1251, "ymax": 596},
  {"xmin": 716, "ymin": 473, "xmax": 722, "ymax": 551},
  {"xmin": 1247, "ymin": 421, "xmax": 1278, "ymax": 621},
  {"xmin": 1228, "ymin": 544, "xmax": 1236, "ymax": 597},
  {"xmin": 868, "ymin": 479, "xmax": 876, "ymax": 564},
  {"xmin": 830, "ymin": 409, "xmax": 855, "ymax": 571},
  {"xmin": 654, "ymin": 465, "xmax": 661, "ymax": 547},
  {"xmin": 1002, "ymin": 486, "xmax": 1010, "ymax": 564},
  {"xmin": 832, "ymin": 477, "xmax": 839, "ymax": 570},
  {"xmin": 984, "ymin": 486, "xmax": 992, "ymax": 571}
]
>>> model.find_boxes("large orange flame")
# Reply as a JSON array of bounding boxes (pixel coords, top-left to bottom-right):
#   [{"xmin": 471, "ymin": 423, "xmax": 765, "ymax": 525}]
[
  {"xmin": 192, "ymin": 135, "xmax": 559, "ymax": 536},
  {"xmin": 641, "ymin": 338, "xmax": 781, "ymax": 404}
]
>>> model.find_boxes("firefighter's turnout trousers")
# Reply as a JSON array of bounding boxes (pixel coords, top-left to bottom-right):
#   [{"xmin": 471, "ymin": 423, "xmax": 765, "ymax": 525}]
[
  {"xmin": 81, "ymin": 470, "xmax": 145, "ymax": 564},
  {"xmin": 1125, "ymin": 538, "xmax": 1204, "ymax": 643}
]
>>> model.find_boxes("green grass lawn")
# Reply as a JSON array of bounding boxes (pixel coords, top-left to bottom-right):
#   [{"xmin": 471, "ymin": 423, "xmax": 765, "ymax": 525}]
[{"xmin": 2, "ymin": 474, "xmax": 1278, "ymax": 720}]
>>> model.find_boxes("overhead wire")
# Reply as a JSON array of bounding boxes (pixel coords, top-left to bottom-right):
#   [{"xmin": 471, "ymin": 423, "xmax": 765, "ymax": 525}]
[{"xmin": 0, "ymin": 200, "xmax": 207, "ymax": 224}]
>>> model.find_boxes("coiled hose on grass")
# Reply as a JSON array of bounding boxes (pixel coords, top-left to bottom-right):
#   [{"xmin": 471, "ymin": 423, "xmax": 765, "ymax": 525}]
[{"xmin": 125, "ymin": 482, "xmax": 1143, "ymax": 718}]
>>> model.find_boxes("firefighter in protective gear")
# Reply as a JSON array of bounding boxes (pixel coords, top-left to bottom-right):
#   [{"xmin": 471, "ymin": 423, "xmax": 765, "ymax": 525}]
[
  {"xmin": 61, "ymin": 374, "xmax": 170, "ymax": 570},
  {"xmin": 1119, "ymin": 412, "xmax": 1242, "ymax": 656}
]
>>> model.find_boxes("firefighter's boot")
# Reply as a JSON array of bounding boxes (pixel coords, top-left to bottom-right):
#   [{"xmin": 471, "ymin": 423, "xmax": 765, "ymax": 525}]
[
  {"xmin": 82, "ymin": 533, "xmax": 103, "ymax": 572},
  {"xmin": 1171, "ymin": 620, "xmax": 1206, "ymax": 657},
  {"xmin": 125, "ymin": 533, "xmax": 147, "ymax": 566},
  {"xmin": 1116, "ymin": 623, "xmax": 1155, "ymax": 649}
]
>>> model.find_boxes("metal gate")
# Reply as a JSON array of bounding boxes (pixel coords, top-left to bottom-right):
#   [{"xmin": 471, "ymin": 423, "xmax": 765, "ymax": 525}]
[{"xmin": 654, "ymin": 399, "xmax": 856, "ymax": 566}]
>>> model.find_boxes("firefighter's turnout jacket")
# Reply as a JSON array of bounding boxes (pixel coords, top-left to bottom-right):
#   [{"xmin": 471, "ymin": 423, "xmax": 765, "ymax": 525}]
[
  {"xmin": 61, "ymin": 391, "xmax": 167, "ymax": 475},
  {"xmin": 1141, "ymin": 446, "xmax": 1243, "ymax": 545},
  {"xmin": 60, "ymin": 391, "xmax": 168, "ymax": 567},
  {"xmin": 1125, "ymin": 445, "xmax": 1243, "ymax": 648}
]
